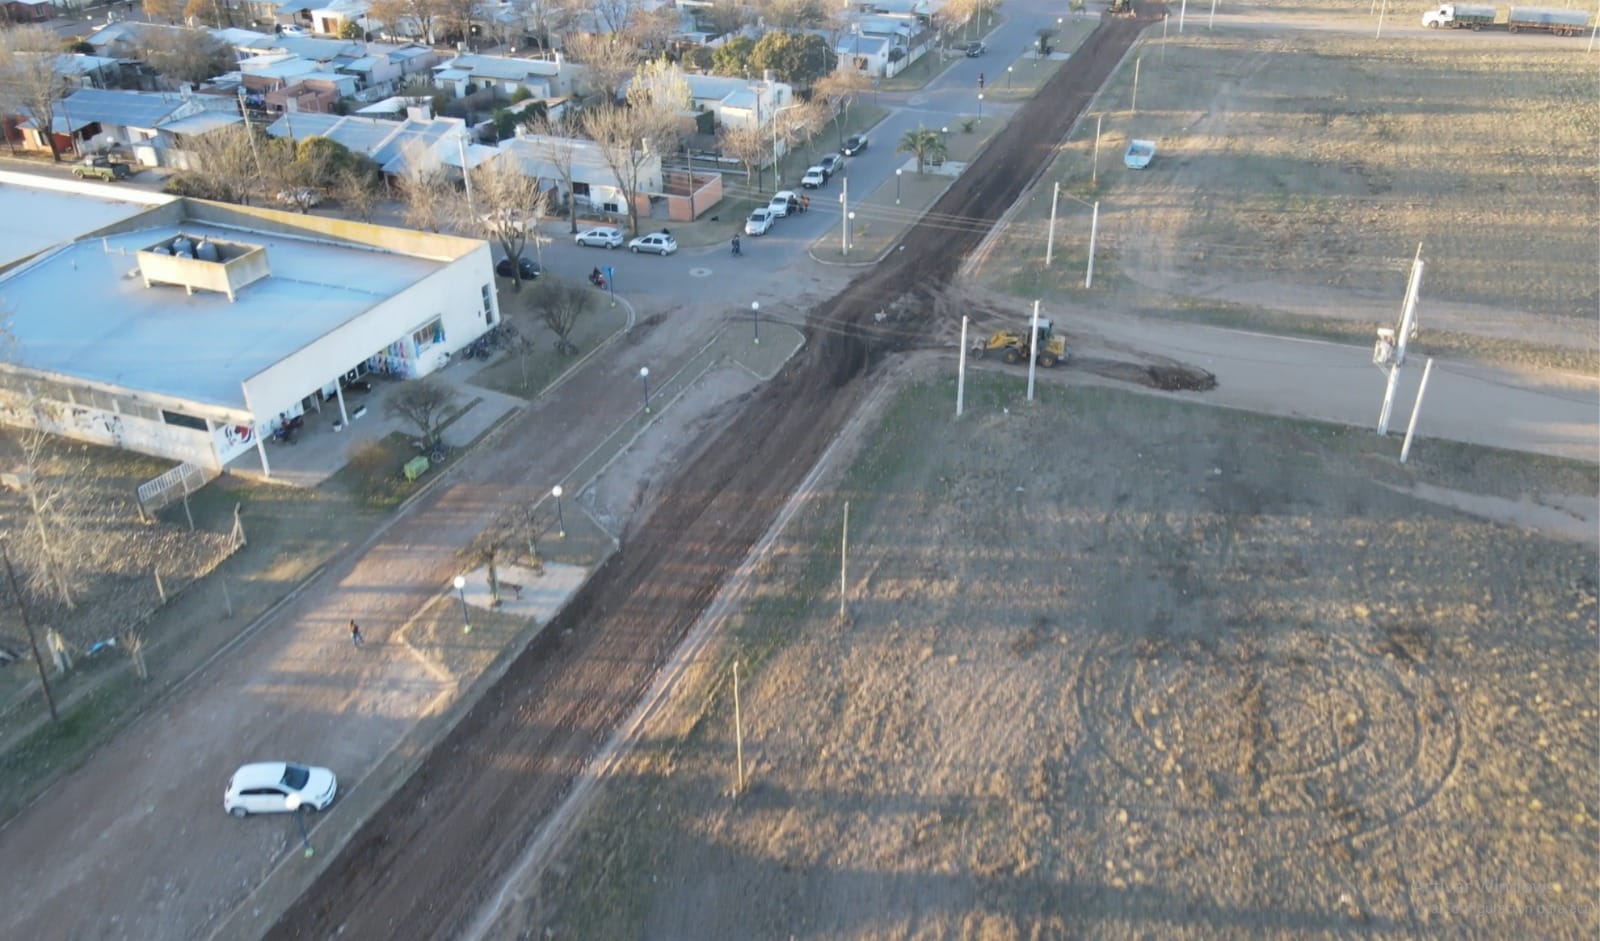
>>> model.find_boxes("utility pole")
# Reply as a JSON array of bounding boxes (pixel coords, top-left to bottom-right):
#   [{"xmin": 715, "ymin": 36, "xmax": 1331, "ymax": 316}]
[
  {"xmin": 1026, "ymin": 300, "xmax": 1041, "ymax": 402},
  {"xmin": 1085, "ymin": 201, "xmax": 1100, "ymax": 288},
  {"xmin": 1131, "ymin": 57, "xmax": 1141, "ymax": 114},
  {"xmin": 1210, "ymin": 0, "xmax": 1219, "ymax": 29},
  {"xmin": 1399, "ymin": 358, "xmax": 1435, "ymax": 464},
  {"xmin": 957, "ymin": 316, "xmax": 969, "ymax": 418},
  {"xmin": 839, "ymin": 177, "xmax": 849, "ymax": 255},
  {"xmin": 1045, "ymin": 181, "xmax": 1060, "ymax": 267},
  {"xmin": 457, "ymin": 131, "xmax": 475, "ymax": 216},
  {"xmin": 839, "ymin": 501, "xmax": 849, "ymax": 622},
  {"xmin": 2, "ymin": 542, "xmax": 57, "ymax": 722},
  {"xmin": 1179, "ymin": 0, "xmax": 1188, "ymax": 32},
  {"xmin": 1377, "ymin": 245, "xmax": 1424, "ymax": 435},
  {"xmin": 1092, "ymin": 114, "xmax": 1102, "ymax": 185}
]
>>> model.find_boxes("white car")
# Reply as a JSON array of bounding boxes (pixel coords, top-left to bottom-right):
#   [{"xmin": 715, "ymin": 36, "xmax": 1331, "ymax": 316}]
[
  {"xmin": 279, "ymin": 24, "xmax": 308, "ymax": 36},
  {"xmin": 628, "ymin": 232, "xmax": 678, "ymax": 255},
  {"xmin": 800, "ymin": 167, "xmax": 827, "ymax": 189},
  {"xmin": 574, "ymin": 225, "xmax": 624, "ymax": 248},
  {"xmin": 769, "ymin": 190, "xmax": 801, "ymax": 218},
  {"xmin": 745, "ymin": 208, "xmax": 775, "ymax": 236},
  {"xmin": 224, "ymin": 762, "xmax": 337, "ymax": 817}
]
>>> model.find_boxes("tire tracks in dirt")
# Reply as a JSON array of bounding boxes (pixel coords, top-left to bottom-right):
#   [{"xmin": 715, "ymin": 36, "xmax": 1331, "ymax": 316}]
[{"xmin": 265, "ymin": 13, "xmax": 1153, "ymax": 941}]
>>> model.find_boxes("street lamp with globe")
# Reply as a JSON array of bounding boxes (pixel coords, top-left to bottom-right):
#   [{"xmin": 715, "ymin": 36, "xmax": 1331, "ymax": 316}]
[
  {"xmin": 453, "ymin": 574, "xmax": 470, "ymax": 633},
  {"xmin": 552, "ymin": 485, "xmax": 565, "ymax": 537},
  {"xmin": 751, "ymin": 301, "xmax": 760, "ymax": 345}
]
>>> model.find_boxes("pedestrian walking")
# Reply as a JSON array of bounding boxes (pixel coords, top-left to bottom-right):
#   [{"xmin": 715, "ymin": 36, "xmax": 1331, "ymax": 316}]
[
  {"xmin": 349, "ymin": 619, "xmax": 364, "ymax": 648},
  {"xmin": 731, "ymin": 234, "xmax": 742, "ymax": 256},
  {"xmin": 802, "ymin": 195, "xmax": 810, "ymax": 213}
]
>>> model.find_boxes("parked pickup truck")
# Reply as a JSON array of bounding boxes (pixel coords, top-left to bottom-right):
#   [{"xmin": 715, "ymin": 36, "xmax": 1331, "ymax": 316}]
[
  {"xmin": 72, "ymin": 156, "xmax": 130, "ymax": 181},
  {"xmin": 1124, "ymin": 139, "xmax": 1155, "ymax": 169}
]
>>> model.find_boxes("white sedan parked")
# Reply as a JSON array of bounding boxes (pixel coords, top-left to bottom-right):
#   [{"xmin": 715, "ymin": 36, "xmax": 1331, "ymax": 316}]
[
  {"xmin": 574, "ymin": 225, "xmax": 625, "ymax": 248},
  {"xmin": 746, "ymin": 208, "xmax": 775, "ymax": 236},
  {"xmin": 224, "ymin": 762, "xmax": 337, "ymax": 817}
]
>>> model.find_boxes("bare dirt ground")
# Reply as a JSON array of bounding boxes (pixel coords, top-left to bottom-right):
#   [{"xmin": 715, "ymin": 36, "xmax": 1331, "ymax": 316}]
[
  {"xmin": 527, "ymin": 373, "xmax": 1599, "ymax": 940},
  {"xmin": 977, "ymin": 1, "xmax": 1600, "ymax": 363},
  {"xmin": 265, "ymin": 12, "xmax": 1153, "ymax": 941}
]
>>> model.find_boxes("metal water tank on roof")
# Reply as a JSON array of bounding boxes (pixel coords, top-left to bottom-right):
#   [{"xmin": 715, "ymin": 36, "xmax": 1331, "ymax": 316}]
[{"xmin": 195, "ymin": 240, "xmax": 219, "ymax": 262}]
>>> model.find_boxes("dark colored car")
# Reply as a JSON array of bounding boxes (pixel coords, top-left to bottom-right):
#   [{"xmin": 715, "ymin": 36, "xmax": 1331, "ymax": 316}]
[
  {"xmin": 495, "ymin": 256, "xmax": 540, "ymax": 279},
  {"xmin": 842, "ymin": 135, "xmax": 869, "ymax": 156},
  {"xmin": 965, "ymin": 41, "xmax": 987, "ymax": 57}
]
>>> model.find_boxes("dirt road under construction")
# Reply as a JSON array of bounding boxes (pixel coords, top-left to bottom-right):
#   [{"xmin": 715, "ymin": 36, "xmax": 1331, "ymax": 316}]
[{"xmin": 267, "ymin": 12, "xmax": 1153, "ymax": 940}]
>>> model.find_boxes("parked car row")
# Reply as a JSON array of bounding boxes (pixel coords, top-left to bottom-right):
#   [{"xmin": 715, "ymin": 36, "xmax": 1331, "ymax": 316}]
[{"xmin": 747, "ymin": 190, "xmax": 810, "ymax": 235}]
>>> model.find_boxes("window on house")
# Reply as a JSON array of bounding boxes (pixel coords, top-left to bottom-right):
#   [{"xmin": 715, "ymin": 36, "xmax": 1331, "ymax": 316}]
[
  {"xmin": 413, "ymin": 317, "xmax": 442, "ymax": 350},
  {"xmin": 481, "ymin": 284, "xmax": 492, "ymax": 319},
  {"xmin": 162, "ymin": 410, "xmax": 208, "ymax": 431}
]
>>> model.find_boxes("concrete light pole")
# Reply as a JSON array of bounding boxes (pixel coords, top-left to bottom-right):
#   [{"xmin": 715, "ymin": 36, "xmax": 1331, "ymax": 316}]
[
  {"xmin": 895, "ymin": 168, "xmax": 902, "ymax": 203},
  {"xmin": 552, "ymin": 484, "xmax": 565, "ymax": 538},
  {"xmin": 639, "ymin": 366, "xmax": 651, "ymax": 414},
  {"xmin": 751, "ymin": 301, "xmax": 760, "ymax": 344},
  {"xmin": 977, "ymin": 92, "xmax": 984, "ymax": 121}
]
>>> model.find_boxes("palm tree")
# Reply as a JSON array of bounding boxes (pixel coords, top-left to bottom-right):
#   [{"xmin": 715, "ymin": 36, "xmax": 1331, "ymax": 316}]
[{"xmin": 896, "ymin": 126, "xmax": 947, "ymax": 175}]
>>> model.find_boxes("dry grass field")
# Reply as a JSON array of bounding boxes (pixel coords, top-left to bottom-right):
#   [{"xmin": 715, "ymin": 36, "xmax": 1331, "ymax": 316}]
[
  {"xmin": 979, "ymin": 12, "xmax": 1599, "ymax": 360},
  {"xmin": 510, "ymin": 375, "xmax": 1599, "ymax": 940}
]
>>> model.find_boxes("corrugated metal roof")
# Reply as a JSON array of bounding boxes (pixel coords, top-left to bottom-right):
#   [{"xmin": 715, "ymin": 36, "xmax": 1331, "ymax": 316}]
[
  {"xmin": 56, "ymin": 89, "xmax": 189, "ymax": 130},
  {"xmin": 159, "ymin": 111, "xmax": 244, "ymax": 135}
]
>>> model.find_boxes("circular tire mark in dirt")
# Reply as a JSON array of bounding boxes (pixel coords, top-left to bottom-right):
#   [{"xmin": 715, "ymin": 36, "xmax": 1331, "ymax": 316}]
[{"xmin": 1077, "ymin": 629, "xmax": 1458, "ymax": 846}]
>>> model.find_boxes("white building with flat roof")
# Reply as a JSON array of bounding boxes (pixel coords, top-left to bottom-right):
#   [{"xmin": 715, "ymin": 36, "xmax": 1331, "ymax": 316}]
[{"xmin": 0, "ymin": 189, "xmax": 498, "ymax": 478}]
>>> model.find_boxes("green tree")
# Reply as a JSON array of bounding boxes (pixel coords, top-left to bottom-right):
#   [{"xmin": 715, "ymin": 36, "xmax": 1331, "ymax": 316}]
[
  {"xmin": 341, "ymin": 20, "xmax": 365, "ymax": 39},
  {"xmin": 709, "ymin": 35, "xmax": 754, "ymax": 77},
  {"xmin": 749, "ymin": 32, "xmax": 835, "ymax": 90},
  {"xmin": 896, "ymin": 125, "xmax": 946, "ymax": 175}
]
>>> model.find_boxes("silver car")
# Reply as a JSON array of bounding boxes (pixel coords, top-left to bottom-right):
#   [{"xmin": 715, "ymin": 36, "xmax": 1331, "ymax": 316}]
[
  {"xmin": 575, "ymin": 225, "xmax": 625, "ymax": 248},
  {"xmin": 628, "ymin": 232, "xmax": 678, "ymax": 255}
]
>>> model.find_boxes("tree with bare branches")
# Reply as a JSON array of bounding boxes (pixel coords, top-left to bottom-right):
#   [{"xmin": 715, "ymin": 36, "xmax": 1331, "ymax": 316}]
[
  {"xmin": 585, "ymin": 64, "xmax": 687, "ymax": 237},
  {"xmin": 813, "ymin": 68, "xmax": 872, "ymax": 148},
  {"xmin": 718, "ymin": 122, "xmax": 768, "ymax": 195},
  {"xmin": 0, "ymin": 26, "xmax": 76, "ymax": 162},
  {"xmin": 140, "ymin": 26, "xmax": 236, "ymax": 87},
  {"xmin": 520, "ymin": 275, "xmax": 595, "ymax": 355},
  {"xmin": 386, "ymin": 378, "xmax": 459, "ymax": 446},
  {"xmin": 526, "ymin": 115, "xmax": 582, "ymax": 233},
  {"xmin": 142, "ymin": 0, "xmax": 182, "ymax": 24},
  {"xmin": 1, "ymin": 424, "xmax": 87, "ymax": 610},
  {"xmin": 454, "ymin": 160, "xmax": 548, "ymax": 291},
  {"xmin": 566, "ymin": 32, "xmax": 637, "ymax": 103},
  {"xmin": 396, "ymin": 137, "xmax": 453, "ymax": 231},
  {"xmin": 335, "ymin": 165, "xmax": 383, "ymax": 222},
  {"xmin": 368, "ymin": 0, "xmax": 442, "ymax": 42},
  {"xmin": 163, "ymin": 123, "xmax": 264, "ymax": 202}
]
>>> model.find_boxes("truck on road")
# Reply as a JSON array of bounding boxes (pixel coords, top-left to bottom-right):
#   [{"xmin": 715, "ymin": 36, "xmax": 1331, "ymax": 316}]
[
  {"xmin": 71, "ymin": 156, "xmax": 130, "ymax": 181},
  {"xmin": 1421, "ymin": 4, "xmax": 1589, "ymax": 34}
]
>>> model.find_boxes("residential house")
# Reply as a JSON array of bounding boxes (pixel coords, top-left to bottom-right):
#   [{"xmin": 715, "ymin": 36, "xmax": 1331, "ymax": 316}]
[
  {"xmin": 683, "ymin": 73, "xmax": 792, "ymax": 133},
  {"xmin": 432, "ymin": 53, "xmax": 570, "ymax": 100},
  {"xmin": 3, "ymin": 0, "xmax": 51, "ymax": 21},
  {"xmin": 264, "ymin": 111, "xmax": 474, "ymax": 181},
  {"xmin": 9, "ymin": 88, "xmax": 241, "ymax": 165},
  {"xmin": 53, "ymin": 53, "xmax": 123, "ymax": 91},
  {"xmin": 496, "ymin": 132, "xmax": 673, "ymax": 221}
]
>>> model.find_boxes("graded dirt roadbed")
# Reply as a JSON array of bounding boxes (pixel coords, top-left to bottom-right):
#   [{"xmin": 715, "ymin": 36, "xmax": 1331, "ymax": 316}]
[{"xmin": 265, "ymin": 13, "xmax": 1152, "ymax": 941}]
